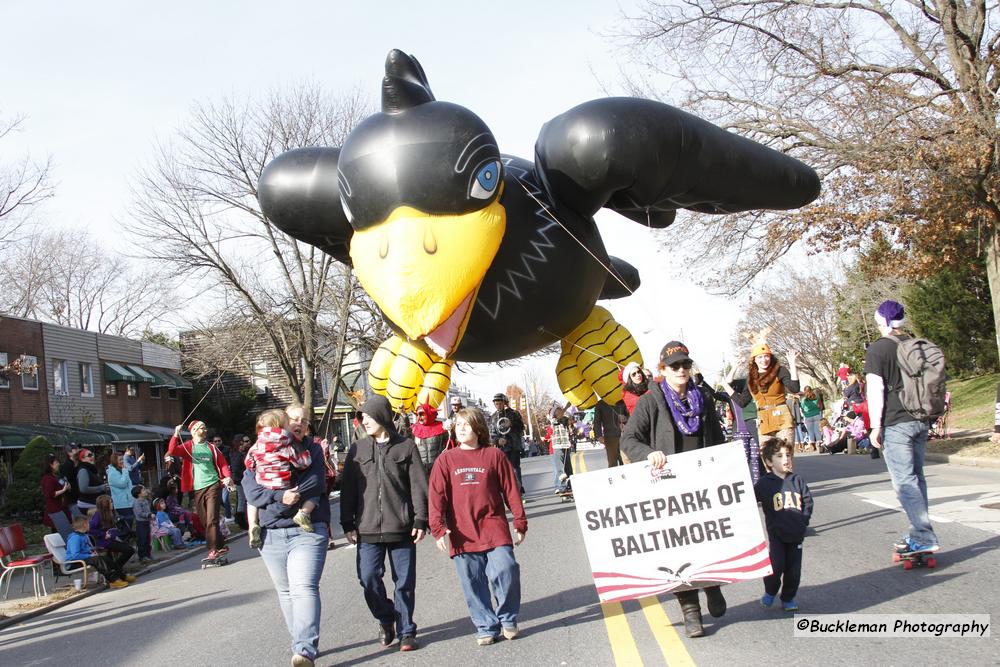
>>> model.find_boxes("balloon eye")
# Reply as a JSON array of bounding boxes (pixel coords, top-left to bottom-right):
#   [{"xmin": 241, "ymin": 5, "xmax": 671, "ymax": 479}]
[{"xmin": 469, "ymin": 160, "xmax": 501, "ymax": 200}]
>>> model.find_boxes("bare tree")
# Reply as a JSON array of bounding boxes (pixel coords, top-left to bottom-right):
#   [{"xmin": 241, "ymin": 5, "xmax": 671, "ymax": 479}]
[
  {"xmin": 617, "ymin": 1, "xmax": 1000, "ymax": 355},
  {"xmin": 732, "ymin": 262, "xmax": 843, "ymax": 396},
  {"xmin": 126, "ymin": 85, "xmax": 373, "ymax": 416},
  {"xmin": 0, "ymin": 113, "xmax": 53, "ymax": 246},
  {"xmin": 0, "ymin": 228, "xmax": 169, "ymax": 336}
]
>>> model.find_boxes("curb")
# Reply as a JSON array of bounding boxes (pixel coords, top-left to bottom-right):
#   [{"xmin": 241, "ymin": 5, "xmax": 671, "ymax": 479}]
[
  {"xmin": 926, "ymin": 452, "xmax": 1000, "ymax": 469},
  {"xmin": 0, "ymin": 526, "xmax": 248, "ymax": 632}
]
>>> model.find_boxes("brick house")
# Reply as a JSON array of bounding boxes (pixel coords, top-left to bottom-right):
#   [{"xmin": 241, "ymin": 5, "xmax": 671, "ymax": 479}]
[{"xmin": 0, "ymin": 315, "xmax": 191, "ymax": 487}]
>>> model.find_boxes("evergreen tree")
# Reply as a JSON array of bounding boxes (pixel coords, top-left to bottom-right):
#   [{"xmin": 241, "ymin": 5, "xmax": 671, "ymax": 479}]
[
  {"xmin": 905, "ymin": 266, "xmax": 999, "ymax": 377},
  {"xmin": 2, "ymin": 436, "xmax": 54, "ymax": 519}
]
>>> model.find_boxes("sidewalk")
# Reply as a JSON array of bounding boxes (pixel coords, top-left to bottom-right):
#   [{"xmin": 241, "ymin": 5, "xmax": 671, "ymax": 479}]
[
  {"xmin": 1, "ymin": 492, "xmax": 343, "ymax": 629},
  {"xmin": 0, "ymin": 525, "xmax": 247, "ymax": 630}
]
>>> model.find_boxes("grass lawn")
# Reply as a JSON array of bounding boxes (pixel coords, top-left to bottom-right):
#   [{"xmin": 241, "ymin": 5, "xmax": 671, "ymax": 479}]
[{"xmin": 946, "ymin": 372, "xmax": 998, "ymax": 432}]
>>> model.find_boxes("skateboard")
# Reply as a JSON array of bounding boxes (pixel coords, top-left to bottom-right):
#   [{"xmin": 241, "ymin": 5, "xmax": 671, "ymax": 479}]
[
  {"xmin": 201, "ymin": 555, "xmax": 229, "ymax": 569},
  {"xmin": 892, "ymin": 549, "xmax": 937, "ymax": 570},
  {"xmin": 559, "ymin": 491, "xmax": 575, "ymax": 503}
]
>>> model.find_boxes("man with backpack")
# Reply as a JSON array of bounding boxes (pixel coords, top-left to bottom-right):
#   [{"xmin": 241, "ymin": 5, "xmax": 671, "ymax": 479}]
[{"xmin": 865, "ymin": 300, "xmax": 945, "ymax": 555}]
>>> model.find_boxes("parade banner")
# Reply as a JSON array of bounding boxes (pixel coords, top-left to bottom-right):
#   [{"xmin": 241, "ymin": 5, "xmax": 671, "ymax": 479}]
[{"xmin": 572, "ymin": 442, "xmax": 771, "ymax": 603}]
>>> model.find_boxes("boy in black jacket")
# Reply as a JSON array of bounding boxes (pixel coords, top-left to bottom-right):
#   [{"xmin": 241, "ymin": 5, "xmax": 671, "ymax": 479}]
[
  {"xmin": 755, "ymin": 438, "xmax": 813, "ymax": 611},
  {"xmin": 341, "ymin": 395, "xmax": 429, "ymax": 652}
]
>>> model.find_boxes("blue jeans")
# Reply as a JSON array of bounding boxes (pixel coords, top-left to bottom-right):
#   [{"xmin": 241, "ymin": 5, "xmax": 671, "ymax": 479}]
[
  {"xmin": 135, "ymin": 517, "xmax": 151, "ymax": 559},
  {"xmin": 804, "ymin": 415, "xmax": 822, "ymax": 443},
  {"xmin": 881, "ymin": 422, "xmax": 937, "ymax": 546},
  {"xmin": 221, "ymin": 485, "xmax": 232, "ymax": 519},
  {"xmin": 356, "ymin": 541, "xmax": 417, "ymax": 637},
  {"xmin": 259, "ymin": 523, "xmax": 328, "ymax": 660},
  {"xmin": 453, "ymin": 545, "xmax": 521, "ymax": 638}
]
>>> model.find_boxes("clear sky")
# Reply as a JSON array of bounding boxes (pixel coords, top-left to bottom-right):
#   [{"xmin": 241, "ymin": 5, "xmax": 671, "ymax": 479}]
[{"xmin": 2, "ymin": 0, "xmax": 743, "ymax": 402}]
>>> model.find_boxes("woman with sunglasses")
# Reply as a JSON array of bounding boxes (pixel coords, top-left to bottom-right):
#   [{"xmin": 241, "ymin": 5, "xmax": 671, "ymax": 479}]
[
  {"xmin": 620, "ymin": 341, "xmax": 727, "ymax": 639},
  {"xmin": 76, "ymin": 448, "xmax": 109, "ymax": 512}
]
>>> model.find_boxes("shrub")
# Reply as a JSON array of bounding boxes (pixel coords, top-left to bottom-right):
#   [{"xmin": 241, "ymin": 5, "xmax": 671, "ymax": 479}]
[{"xmin": 1, "ymin": 436, "xmax": 55, "ymax": 519}]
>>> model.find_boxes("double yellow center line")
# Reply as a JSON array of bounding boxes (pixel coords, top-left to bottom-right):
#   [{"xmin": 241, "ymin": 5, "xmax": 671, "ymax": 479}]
[{"xmin": 573, "ymin": 450, "xmax": 697, "ymax": 666}]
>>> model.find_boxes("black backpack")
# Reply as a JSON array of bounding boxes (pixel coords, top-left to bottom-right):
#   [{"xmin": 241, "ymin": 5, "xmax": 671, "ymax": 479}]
[{"xmin": 890, "ymin": 334, "xmax": 947, "ymax": 421}]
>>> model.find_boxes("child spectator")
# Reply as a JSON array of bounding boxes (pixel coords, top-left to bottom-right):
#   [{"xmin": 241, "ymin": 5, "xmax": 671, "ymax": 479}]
[
  {"xmin": 152, "ymin": 498, "xmax": 187, "ymax": 549},
  {"xmin": 847, "ymin": 411, "xmax": 871, "ymax": 452},
  {"xmin": 89, "ymin": 494, "xmax": 135, "ymax": 570},
  {"xmin": 755, "ymin": 438, "xmax": 813, "ymax": 611},
  {"xmin": 66, "ymin": 515, "xmax": 133, "ymax": 589},
  {"xmin": 131, "ymin": 485, "xmax": 153, "ymax": 562},
  {"xmin": 429, "ymin": 407, "xmax": 527, "ymax": 646},
  {"xmin": 157, "ymin": 476, "xmax": 194, "ymax": 538},
  {"xmin": 244, "ymin": 409, "xmax": 315, "ymax": 549},
  {"xmin": 820, "ymin": 418, "xmax": 849, "ymax": 454}
]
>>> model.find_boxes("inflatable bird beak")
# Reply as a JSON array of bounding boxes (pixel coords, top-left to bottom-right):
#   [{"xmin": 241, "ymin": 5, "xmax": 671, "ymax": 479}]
[{"xmin": 349, "ymin": 195, "xmax": 506, "ymax": 358}]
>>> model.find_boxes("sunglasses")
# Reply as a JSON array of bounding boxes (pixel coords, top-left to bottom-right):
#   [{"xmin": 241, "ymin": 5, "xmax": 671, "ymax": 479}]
[{"xmin": 668, "ymin": 361, "xmax": 694, "ymax": 371}]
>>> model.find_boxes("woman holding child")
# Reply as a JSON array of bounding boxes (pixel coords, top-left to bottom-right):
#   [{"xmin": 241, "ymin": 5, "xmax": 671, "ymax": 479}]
[
  {"xmin": 243, "ymin": 404, "xmax": 329, "ymax": 667},
  {"xmin": 620, "ymin": 341, "xmax": 728, "ymax": 639}
]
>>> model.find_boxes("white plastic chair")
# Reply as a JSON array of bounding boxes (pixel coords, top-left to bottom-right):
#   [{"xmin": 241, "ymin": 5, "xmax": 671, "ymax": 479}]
[{"xmin": 43, "ymin": 533, "xmax": 99, "ymax": 589}]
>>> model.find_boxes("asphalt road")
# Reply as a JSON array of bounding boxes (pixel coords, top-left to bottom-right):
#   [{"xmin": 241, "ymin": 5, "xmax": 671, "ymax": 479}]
[{"xmin": 2, "ymin": 449, "xmax": 997, "ymax": 666}]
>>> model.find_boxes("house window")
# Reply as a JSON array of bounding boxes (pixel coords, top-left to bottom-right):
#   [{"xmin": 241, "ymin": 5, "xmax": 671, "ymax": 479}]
[
  {"xmin": 127, "ymin": 382, "xmax": 138, "ymax": 398},
  {"xmin": 53, "ymin": 359, "xmax": 68, "ymax": 395},
  {"xmin": 0, "ymin": 352, "xmax": 8, "ymax": 389},
  {"xmin": 250, "ymin": 360, "xmax": 268, "ymax": 394},
  {"xmin": 168, "ymin": 388, "xmax": 178, "ymax": 400},
  {"xmin": 150, "ymin": 386, "xmax": 161, "ymax": 399},
  {"xmin": 21, "ymin": 355, "xmax": 39, "ymax": 391},
  {"xmin": 80, "ymin": 362, "xmax": 93, "ymax": 396},
  {"xmin": 106, "ymin": 382, "xmax": 118, "ymax": 396}
]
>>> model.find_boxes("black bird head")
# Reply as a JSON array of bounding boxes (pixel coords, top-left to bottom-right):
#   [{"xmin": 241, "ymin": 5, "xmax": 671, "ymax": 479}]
[{"xmin": 340, "ymin": 50, "xmax": 506, "ymax": 358}]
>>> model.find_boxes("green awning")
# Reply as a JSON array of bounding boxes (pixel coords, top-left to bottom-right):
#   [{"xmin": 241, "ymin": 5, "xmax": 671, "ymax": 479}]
[
  {"xmin": 147, "ymin": 369, "xmax": 176, "ymax": 388},
  {"xmin": 126, "ymin": 365, "xmax": 157, "ymax": 383},
  {"xmin": 0, "ymin": 425, "xmax": 36, "ymax": 449},
  {"xmin": 104, "ymin": 362, "xmax": 138, "ymax": 382},
  {"xmin": 163, "ymin": 370, "xmax": 193, "ymax": 390}
]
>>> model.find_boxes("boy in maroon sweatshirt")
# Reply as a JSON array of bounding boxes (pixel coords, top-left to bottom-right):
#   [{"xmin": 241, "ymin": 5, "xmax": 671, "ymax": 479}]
[{"xmin": 429, "ymin": 407, "xmax": 528, "ymax": 646}]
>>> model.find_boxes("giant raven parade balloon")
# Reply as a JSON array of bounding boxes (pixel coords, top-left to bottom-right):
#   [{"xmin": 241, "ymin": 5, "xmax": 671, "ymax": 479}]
[{"xmin": 258, "ymin": 49, "xmax": 820, "ymax": 411}]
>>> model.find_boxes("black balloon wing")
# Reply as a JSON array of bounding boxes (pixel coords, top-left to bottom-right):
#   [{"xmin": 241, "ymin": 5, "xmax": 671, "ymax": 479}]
[
  {"xmin": 534, "ymin": 98, "xmax": 821, "ymax": 222},
  {"xmin": 257, "ymin": 147, "xmax": 353, "ymax": 265}
]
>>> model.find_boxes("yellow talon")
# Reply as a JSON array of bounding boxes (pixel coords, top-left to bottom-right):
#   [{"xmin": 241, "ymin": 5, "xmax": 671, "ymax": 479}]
[
  {"xmin": 367, "ymin": 335, "xmax": 454, "ymax": 411},
  {"xmin": 556, "ymin": 306, "xmax": 642, "ymax": 409}
]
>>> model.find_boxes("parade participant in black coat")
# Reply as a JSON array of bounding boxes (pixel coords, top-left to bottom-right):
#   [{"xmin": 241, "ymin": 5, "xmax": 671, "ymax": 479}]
[{"xmin": 621, "ymin": 341, "xmax": 727, "ymax": 638}]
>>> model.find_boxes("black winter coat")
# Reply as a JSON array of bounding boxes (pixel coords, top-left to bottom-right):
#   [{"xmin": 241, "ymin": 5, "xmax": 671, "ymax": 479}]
[
  {"xmin": 340, "ymin": 434, "xmax": 429, "ymax": 543},
  {"xmin": 621, "ymin": 382, "xmax": 726, "ymax": 461}
]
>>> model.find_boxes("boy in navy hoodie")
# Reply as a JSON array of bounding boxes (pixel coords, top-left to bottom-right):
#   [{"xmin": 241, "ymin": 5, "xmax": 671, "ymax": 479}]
[
  {"xmin": 65, "ymin": 515, "xmax": 132, "ymax": 589},
  {"xmin": 755, "ymin": 438, "xmax": 813, "ymax": 611}
]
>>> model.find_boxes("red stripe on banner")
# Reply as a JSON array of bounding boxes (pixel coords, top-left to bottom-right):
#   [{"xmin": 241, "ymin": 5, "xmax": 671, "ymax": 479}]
[
  {"xmin": 596, "ymin": 579, "xmax": 674, "ymax": 595},
  {"xmin": 599, "ymin": 583, "xmax": 680, "ymax": 603},
  {"xmin": 704, "ymin": 541, "xmax": 768, "ymax": 566},
  {"xmin": 592, "ymin": 571, "xmax": 666, "ymax": 582},
  {"xmin": 694, "ymin": 556, "xmax": 773, "ymax": 577}
]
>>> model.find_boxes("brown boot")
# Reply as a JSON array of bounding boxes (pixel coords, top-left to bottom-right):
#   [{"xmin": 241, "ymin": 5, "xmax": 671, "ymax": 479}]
[
  {"xmin": 675, "ymin": 590, "xmax": 704, "ymax": 638},
  {"xmin": 704, "ymin": 585, "xmax": 727, "ymax": 618}
]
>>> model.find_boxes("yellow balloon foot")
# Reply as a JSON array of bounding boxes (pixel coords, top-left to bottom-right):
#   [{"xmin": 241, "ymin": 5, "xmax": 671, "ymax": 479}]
[
  {"xmin": 556, "ymin": 306, "xmax": 642, "ymax": 409},
  {"xmin": 368, "ymin": 336, "xmax": 454, "ymax": 411}
]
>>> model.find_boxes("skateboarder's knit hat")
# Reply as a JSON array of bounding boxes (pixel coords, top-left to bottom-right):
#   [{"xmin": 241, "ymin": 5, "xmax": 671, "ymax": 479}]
[{"xmin": 875, "ymin": 300, "xmax": 905, "ymax": 329}]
